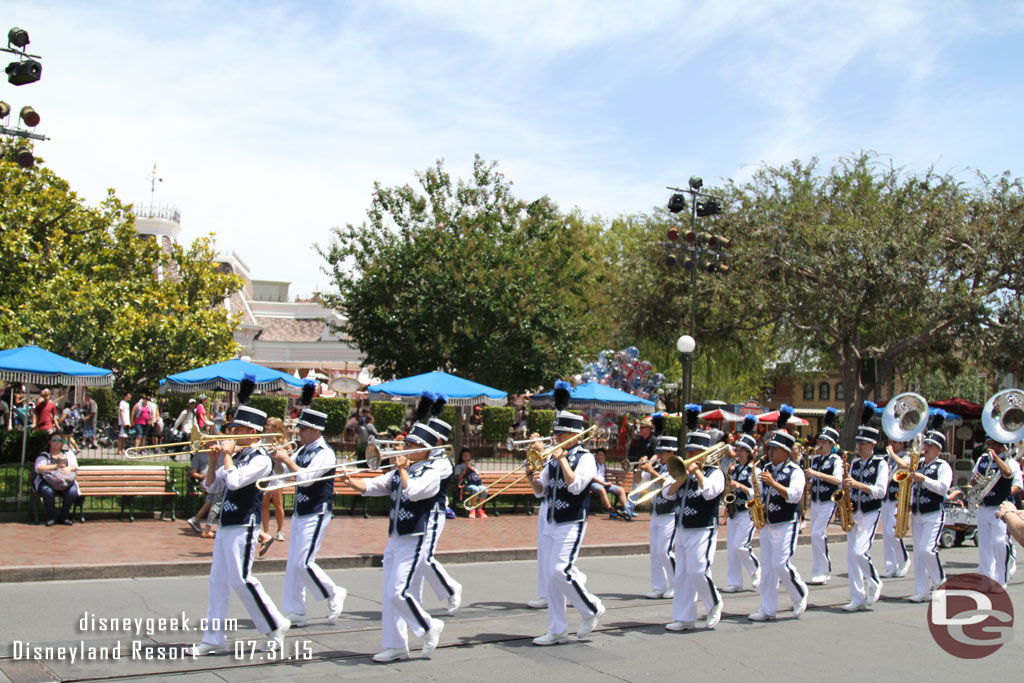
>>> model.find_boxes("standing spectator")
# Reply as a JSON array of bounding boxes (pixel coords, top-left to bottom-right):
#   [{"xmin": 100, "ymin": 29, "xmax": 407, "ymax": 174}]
[
  {"xmin": 13, "ymin": 386, "xmax": 27, "ymax": 427},
  {"xmin": 34, "ymin": 434, "xmax": 80, "ymax": 526},
  {"xmin": 194, "ymin": 395, "xmax": 209, "ymax": 433},
  {"xmin": 34, "ymin": 389, "xmax": 59, "ymax": 434},
  {"xmin": 214, "ymin": 404, "xmax": 226, "ymax": 432},
  {"xmin": 117, "ymin": 392, "xmax": 132, "ymax": 455},
  {"xmin": 58, "ymin": 401, "xmax": 81, "ymax": 451},
  {"xmin": 173, "ymin": 398, "xmax": 197, "ymax": 439},
  {"xmin": 132, "ymin": 394, "xmax": 151, "ymax": 449},
  {"xmin": 1, "ymin": 390, "xmax": 10, "ymax": 431},
  {"xmin": 148, "ymin": 395, "xmax": 162, "ymax": 446},
  {"xmin": 81, "ymin": 392, "xmax": 98, "ymax": 448}
]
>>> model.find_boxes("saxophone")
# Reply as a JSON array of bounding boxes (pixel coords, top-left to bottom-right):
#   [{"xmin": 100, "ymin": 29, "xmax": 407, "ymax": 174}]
[
  {"xmin": 747, "ymin": 460, "xmax": 767, "ymax": 529},
  {"xmin": 831, "ymin": 450, "xmax": 855, "ymax": 532},
  {"xmin": 723, "ymin": 461, "xmax": 737, "ymax": 518},
  {"xmin": 893, "ymin": 449, "xmax": 920, "ymax": 538}
]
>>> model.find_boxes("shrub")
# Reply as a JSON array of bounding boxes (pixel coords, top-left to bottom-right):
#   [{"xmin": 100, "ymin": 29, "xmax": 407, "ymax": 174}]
[
  {"xmin": 481, "ymin": 406, "xmax": 515, "ymax": 442},
  {"xmin": 372, "ymin": 401, "xmax": 408, "ymax": 433},
  {"xmin": 526, "ymin": 409, "xmax": 555, "ymax": 437},
  {"xmin": 0, "ymin": 429, "xmax": 50, "ymax": 465},
  {"xmin": 310, "ymin": 397, "xmax": 350, "ymax": 438},
  {"xmin": 246, "ymin": 395, "xmax": 288, "ymax": 421},
  {"xmin": 664, "ymin": 415, "xmax": 683, "ymax": 439}
]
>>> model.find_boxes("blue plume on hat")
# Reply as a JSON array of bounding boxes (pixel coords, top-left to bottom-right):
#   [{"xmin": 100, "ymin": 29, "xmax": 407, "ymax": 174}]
[
  {"xmin": 742, "ymin": 414, "xmax": 758, "ymax": 435},
  {"xmin": 300, "ymin": 380, "xmax": 316, "ymax": 406},
  {"xmin": 239, "ymin": 373, "xmax": 256, "ymax": 405},
  {"xmin": 861, "ymin": 400, "xmax": 877, "ymax": 426},
  {"xmin": 685, "ymin": 404, "xmax": 701, "ymax": 431},
  {"xmin": 929, "ymin": 408, "xmax": 946, "ymax": 432},
  {"xmin": 823, "ymin": 406, "xmax": 837, "ymax": 428},
  {"xmin": 651, "ymin": 412, "xmax": 665, "ymax": 436},
  {"xmin": 415, "ymin": 391, "xmax": 434, "ymax": 422},
  {"xmin": 431, "ymin": 393, "xmax": 447, "ymax": 417},
  {"xmin": 554, "ymin": 380, "xmax": 572, "ymax": 411},
  {"xmin": 778, "ymin": 404, "xmax": 793, "ymax": 428}
]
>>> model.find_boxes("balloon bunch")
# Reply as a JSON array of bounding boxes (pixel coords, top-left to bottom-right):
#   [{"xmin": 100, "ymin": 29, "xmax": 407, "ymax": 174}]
[{"xmin": 577, "ymin": 346, "xmax": 667, "ymax": 401}]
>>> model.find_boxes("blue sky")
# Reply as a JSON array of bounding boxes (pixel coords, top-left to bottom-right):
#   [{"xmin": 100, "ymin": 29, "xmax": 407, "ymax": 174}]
[{"xmin": 5, "ymin": 1, "xmax": 1024, "ymax": 296}]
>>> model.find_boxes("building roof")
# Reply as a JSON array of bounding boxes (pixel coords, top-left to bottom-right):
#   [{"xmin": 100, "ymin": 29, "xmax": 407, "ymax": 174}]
[{"xmin": 254, "ymin": 317, "xmax": 326, "ymax": 342}]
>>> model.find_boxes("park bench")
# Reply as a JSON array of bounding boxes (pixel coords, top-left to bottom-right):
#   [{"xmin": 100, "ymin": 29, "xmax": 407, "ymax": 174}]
[{"xmin": 31, "ymin": 465, "xmax": 177, "ymax": 524}]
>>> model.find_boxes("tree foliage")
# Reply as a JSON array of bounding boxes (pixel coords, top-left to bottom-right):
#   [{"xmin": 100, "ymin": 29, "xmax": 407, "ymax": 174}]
[
  {"xmin": 0, "ymin": 155, "xmax": 244, "ymax": 394},
  {"xmin": 319, "ymin": 156, "xmax": 603, "ymax": 393}
]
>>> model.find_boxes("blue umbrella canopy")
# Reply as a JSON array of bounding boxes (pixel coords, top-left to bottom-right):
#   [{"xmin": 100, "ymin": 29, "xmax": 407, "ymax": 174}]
[
  {"xmin": 367, "ymin": 371, "xmax": 507, "ymax": 407},
  {"xmin": 160, "ymin": 358, "xmax": 305, "ymax": 394},
  {"xmin": 0, "ymin": 345, "xmax": 114, "ymax": 387},
  {"xmin": 530, "ymin": 381, "xmax": 655, "ymax": 415}
]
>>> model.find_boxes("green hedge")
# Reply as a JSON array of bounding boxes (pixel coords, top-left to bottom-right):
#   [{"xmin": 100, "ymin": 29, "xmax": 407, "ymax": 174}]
[
  {"xmin": 372, "ymin": 402, "xmax": 408, "ymax": 433},
  {"xmin": 310, "ymin": 397, "xmax": 350, "ymax": 438},
  {"xmin": 665, "ymin": 415, "xmax": 683, "ymax": 439},
  {"xmin": 0, "ymin": 429, "xmax": 50, "ymax": 465},
  {"xmin": 246, "ymin": 395, "xmax": 288, "ymax": 422},
  {"xmin": 526, "ymin": 409, "xmax": 555, "ymax": 437},
  {"xmin": 481, "ymin": 406, "xmax": 515, "ymax": 442}
]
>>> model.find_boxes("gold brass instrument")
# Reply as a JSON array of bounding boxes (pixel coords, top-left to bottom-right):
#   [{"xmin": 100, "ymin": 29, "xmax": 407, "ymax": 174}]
[
  {"xmin": 723, "ymin": 460, "xmax": 737, "ymax": 517},
  {"xmin": 967, "ymin": 388, "xmax": 1024, "ymax": 507},
  {"xmin": 124, "ymin": 425, "xmax": 289, "ymax": 459},
  {"xmin": 883, "ymin": 392, "xmax": 930, "ymax": 537},
  {"xmin": 464, "ymin": 424, "xmax": 600, "ymax": 510},
  {"xmin": 893, "ymin": 448, "xmax": 920, "ymax": 538},
  {"xmin": 747, "ymin": 456, "xmax": 767, "ymax": 529},
  {"xmin": 831, "ymin": 450, "xmax": 855, "ymax": 532},
  {"xmin": 256, "ymin": 443, "xmax": 453, "ymax": 492},
  {"xmin": 628, "ymin": 441, "xmax": 730, "ymax": 506}
]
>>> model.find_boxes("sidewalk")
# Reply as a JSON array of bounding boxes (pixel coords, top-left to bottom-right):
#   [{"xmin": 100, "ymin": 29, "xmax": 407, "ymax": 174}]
[{"xmin": 0, "ymin": 512, "xmax": 850, "ymax": 583}]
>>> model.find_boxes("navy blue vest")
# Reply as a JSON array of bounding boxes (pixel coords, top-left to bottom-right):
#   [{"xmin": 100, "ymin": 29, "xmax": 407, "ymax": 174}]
[
  {"xmin": 810, "ymin": 453, "xmax": 841, "ymax": 503},
  {"xmin": 885, "ymin": 453, "xmax": 904, "ymax": 502},
  {"xmin": 545, "ymin": 445, "xmax": 592, "ymax": 525},
  {"xmin": 388, "ymin": 460, "xmax": 441, "ymax": 536},
  {"xmin": 850, "ymin": 455, "xmax": 884, "ymax": 513},
  {"xmin": 976, "ymin": 453, "xmax": 1013, "ymax": 507},
  {"xmin": 762, "ymin": 460, "xmax": 801, "ymax": 524},
  {"xmin": 911, "ymin": 459, "xmax": 948, "ymax": 514},
  {"xmin": 651, "ymin": 464, "xmax": 680, "ymax": 517},
  {"xmin": 730, "ymin": 462, "xmax": 754, "ymax": 508},
  {"xmin": 293, "ymin": 440, "xmax": 335, "ymax": 517},
  {"xmin": 680, "ymin": 466, "xmax": 722, "ymax": 529},
  {"xmin": 219, "ymin": 447, "xmax": 267, "ymax": 527}
]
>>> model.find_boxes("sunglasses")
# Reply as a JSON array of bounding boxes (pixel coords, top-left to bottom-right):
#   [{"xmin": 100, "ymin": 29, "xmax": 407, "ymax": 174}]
[{"xmin": 51, "ymin": 438, "xmax": 64, "ymax": 444}]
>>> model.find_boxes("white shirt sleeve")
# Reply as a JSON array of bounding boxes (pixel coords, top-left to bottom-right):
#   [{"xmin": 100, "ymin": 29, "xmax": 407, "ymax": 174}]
[
  {"xmin": 1011, "ymin": 460, "xmax": 1023, "ymax": 491},
  {"xmin": 221, "ymin": 451, "xmax": 272, "ymax": 490},
  {"xmin": 921, "ymin": 461, "xmax": 952, "ymax": 496},
  {"xmin": 865, "ymin": 459, "xmax": 888, "ymax": 499},
  {"xmin": 361, "ymin": 471, "xmax": 395, "ymax": 497},
  {"xmin": 403, "ymin": 461, "xmax": 443, "ymax": 502},
  {"xmin": 784, "ymin": 465, "xmax": 805, "ymax": 504},
  {"xmin": 295, "ymin": 446, "xmax": 338, "ymax": 486},
  {"xmin": 566, "ymin": 451, "xmax": 596, "ymax": 496},
  {"xmin": 700, "ymin": 468, "xmax": 725, "ymax": 500}
]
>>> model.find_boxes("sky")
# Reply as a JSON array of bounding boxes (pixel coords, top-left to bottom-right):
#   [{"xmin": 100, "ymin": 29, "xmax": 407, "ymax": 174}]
[{"xmin": 4, "ymin": 0, "xmax": 1024, "ymax": 297}]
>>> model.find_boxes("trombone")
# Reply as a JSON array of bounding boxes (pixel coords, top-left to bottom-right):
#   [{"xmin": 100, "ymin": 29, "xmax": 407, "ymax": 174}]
[
  {"xmin": 626, "ymin": 441, "xmax": 730, "ymax": 506},
  {"xmin": 124, "ymin": 425, "xmax": 289, "ymax": 460},
  {"xmin": 464, "ymin": 425, "xmax": 600, "ymax": 511},
  {"xmin": 256, "ymin": 443, "xmax": 454, "ymax": 492}
]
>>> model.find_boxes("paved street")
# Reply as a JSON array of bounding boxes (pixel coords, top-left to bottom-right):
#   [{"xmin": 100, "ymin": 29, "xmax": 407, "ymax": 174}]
[{"xmin": 0, "ymin": 542, "xmax": 1018, "ymax": 682}]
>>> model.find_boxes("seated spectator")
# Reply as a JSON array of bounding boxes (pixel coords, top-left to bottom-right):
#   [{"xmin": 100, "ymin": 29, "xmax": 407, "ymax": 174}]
[
  {"xmin": 260, "ymin": 417, "xmax": 289, "ymax": 548},
  {"xmin": 455, "ymin": 447, "xmax": 487, "ymax": 518},
  {"xmin": 591, "ymin": 448, "xmax": 631, "ymax": 520},
  {"xmin": 185, "ymin": 446, "xmax": 217, "ymax": 536},
  {"xmin": 34, "ymin": 434, "xmax": 80, "ymax": 526},
  {"xmin": 197, "ymin": 449, "xmax": 223, "ymax": 538}
]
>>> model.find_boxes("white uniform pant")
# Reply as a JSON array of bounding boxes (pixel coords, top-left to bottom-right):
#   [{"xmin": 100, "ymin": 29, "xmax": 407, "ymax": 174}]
[
  {"xmin": 726, "ymin": 509, "xmax": 759, "ymax": 588},
  {"xmin": 880, "ymin": 499, "xmax": 909, "ymax": 573},
  {"xmin": 809, "ymin": 501, "xmax": 835, "ymax": 577},
  {"xmin": 977, "ymin": 505, "xmax": 1017, "ymax": 586},
  {"xmin": 672, "ymin": 526, "xmax": 721, "ymax": 622},
  {"xmin": 542, "ymin": 520, "xmax": 602, "ymax": 635},
  {"xmin": 202, "ymin": 523, "xmax": 285, "ymax": 647},
  {"xmin": 756, "ymin": 519, "xmax": 806, "ymax": 617},
  {"xmin": 282, "ymin": 511, "xmax": 338, "ymax": 616},
  {"xmin": 847, "ymin": 510, "xmax": 881, "ymax": 604},
  {"xmin": 912, "ymin": 510, "xmax": 945, "ymax": 595},
  {"xmin": 414, "ymin": 506, "xmax": 460, "ymax": 601},
  {"xmin": 381, "ymin": 534, "xmax": 437, "ymax": 650},
  {"xmin": 536, "ymin": 502, "xmax": 549, "ymax": 600},
  {"xmin": 649, "ymin": 514, "xmax": 676, "ymax": 592}
]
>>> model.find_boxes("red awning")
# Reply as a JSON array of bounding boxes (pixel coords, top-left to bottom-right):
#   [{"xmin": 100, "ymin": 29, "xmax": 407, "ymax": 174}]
[
  {"xmin": 758, "ymin": 410, "xmax": 810, "ymax": 426},
  {"xmin": 699, "ymin": 408, "xmax": 743, "ymax": 423}
]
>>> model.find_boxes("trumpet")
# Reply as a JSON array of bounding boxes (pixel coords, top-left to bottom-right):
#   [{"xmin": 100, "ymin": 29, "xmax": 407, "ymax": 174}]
[
  {"xmin": 124, "ymin": 425, "xmax": 289, "ymax": 459},
  {"xmin": 256, "ymin": 443, "xmax": 454, "ymax": 491},
  {"xmin": 464, "ymin": 425, "xmax": 600, "ymax": 511},
  {"xmin": 627, "ymin": 442, "xmax": 730, "ymax": 506},
  {"xmin": 506, "ymin": 435, "xmax": 554, "ymax": 451}
]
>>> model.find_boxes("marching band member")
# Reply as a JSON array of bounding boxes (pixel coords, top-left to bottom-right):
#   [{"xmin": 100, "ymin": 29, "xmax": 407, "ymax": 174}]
[
  {"xmin": 721, "ymin": 415, "xmax": 761, "ymax": 593},
  {"xmin": 338, "ymin": 409, "xmax": 447, "ymax": 663},
  {"xmin": 662, "ymin": 405, "xmax": 725, "ymax": 630},
  {"xmin": 272, "ymin": 398, "xmax": 347, "ymax": 626},
  {"xmin": 527, "ymin": 381, "xmax": 605, "ymax": 646},
  {"xmin": 972, "ymin": 433, "xmax": 1023, "ymax": 586},
  {"xmin": 880, "ymin": 436, "xmax": 911, "ymax": 578},
  {"xmin": 638, "ymin": 434, "xmax": 680, "ymax": 599},
  {"xmin": 192, "ymin": 397, "xmax": 290, "ymax": 656},
  {"xmin": 748, "ymin": 405, "xmax": 807, "ymax": 622},
  {"xmin": 804, "ymin": 407, "xmax": 843, "ymax": 585},
  {"xmin": 907, "ymin": 413, "xmax": 953, "ymax": 602},
  {"xmin": 412, "ymin": 393, "xmax": 463, "ymax": 615},
  {"xmin": 842, "ymin": 401, "xmax": 889, "ymax": 612},
  {"xmin": 527, "ymin": 430, "xmax": 550, "ymax": 610}
]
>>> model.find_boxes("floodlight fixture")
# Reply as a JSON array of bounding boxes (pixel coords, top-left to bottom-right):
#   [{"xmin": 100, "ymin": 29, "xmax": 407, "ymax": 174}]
[
  {"xmin": 19, "ymin": 105, "xmax": 39, "ymax": 127},
  {"xmin": 7, "ymin": 27, "xmax": 29, "ymax": 48}
]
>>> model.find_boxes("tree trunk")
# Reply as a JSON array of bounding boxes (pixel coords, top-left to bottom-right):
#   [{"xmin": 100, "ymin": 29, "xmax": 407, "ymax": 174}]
[{"xmin": 836, "ymin": 351, "xmax": 876, "ymax": 452}]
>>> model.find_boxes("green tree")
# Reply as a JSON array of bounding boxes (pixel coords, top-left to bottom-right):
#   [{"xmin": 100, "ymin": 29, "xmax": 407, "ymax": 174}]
[
  {"xmin": 0, "ymin": 154, "xmax": 244, "ymax": 394},
  {"xmin": 319, "ymin": 156, "xmax": 602, "ymax": 393},
  {"xmin": 723, "ymin": 153, "xmax": 1024, "ymax": 447}
]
